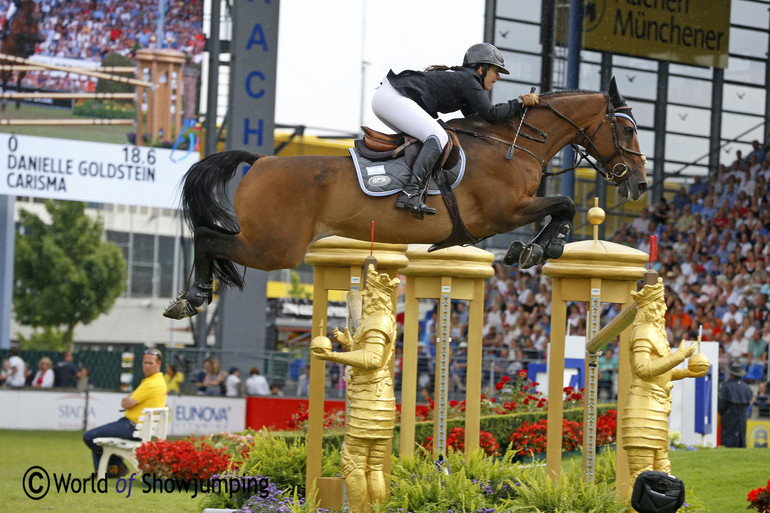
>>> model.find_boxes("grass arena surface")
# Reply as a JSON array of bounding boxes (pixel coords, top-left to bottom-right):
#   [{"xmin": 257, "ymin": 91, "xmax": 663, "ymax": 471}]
[
  {"xmin": 0, "ymin": 104, "xmax": 132, "ymax": 144},
  {"xmin": 0, "ymin": 429, "xmax": 766, "ymax": 513},
  {"xmin": 2, "ymin": 430, "xmax": 198, "ymax": 513}
]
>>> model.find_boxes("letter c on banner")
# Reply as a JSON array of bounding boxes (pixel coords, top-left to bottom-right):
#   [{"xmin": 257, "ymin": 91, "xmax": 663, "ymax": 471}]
[{"xmin": 245, "ymin": 71, "xmax": 266, "ymax": 99}]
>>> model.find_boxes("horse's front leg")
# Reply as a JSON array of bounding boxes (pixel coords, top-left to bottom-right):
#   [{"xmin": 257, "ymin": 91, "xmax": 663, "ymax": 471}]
[{"xmin": 503, "ymin": 196, "xmax": 576, "ymax": 269}]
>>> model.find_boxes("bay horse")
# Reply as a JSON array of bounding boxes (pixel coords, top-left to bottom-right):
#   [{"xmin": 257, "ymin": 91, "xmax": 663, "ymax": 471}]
[
  {"xmin": 0, "ymin": 0, "xmax": 40, "ymax": 110},
  {"xmin": 164, "ymin": 78, "xmax": 648, "ymax": 320}
]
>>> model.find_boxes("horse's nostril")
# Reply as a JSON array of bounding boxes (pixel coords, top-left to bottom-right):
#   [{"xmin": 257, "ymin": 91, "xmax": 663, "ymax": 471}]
[{"xmin": 639, "ymin": 182, "xmax": 648, "ymax": 192}]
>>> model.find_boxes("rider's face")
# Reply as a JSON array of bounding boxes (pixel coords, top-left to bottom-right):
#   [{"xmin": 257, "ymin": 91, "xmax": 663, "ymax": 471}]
[{"xmin": 479, "ymin": 65, "xmax": 501, "ymax": 91}]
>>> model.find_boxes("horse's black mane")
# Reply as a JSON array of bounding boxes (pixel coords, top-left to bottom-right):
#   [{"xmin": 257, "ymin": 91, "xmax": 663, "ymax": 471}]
[{"xmin": 539, "ymin": 87, "xmax": 629, "ymax": 110}]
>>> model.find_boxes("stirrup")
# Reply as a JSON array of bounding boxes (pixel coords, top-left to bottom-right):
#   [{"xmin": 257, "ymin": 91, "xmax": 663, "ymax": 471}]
[{"xmin": 395, "ymin": 193, "xmax": 436, "ymax": 219}]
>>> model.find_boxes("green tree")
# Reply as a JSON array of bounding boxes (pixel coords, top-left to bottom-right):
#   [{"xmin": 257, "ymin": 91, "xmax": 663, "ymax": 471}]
[
  {"xmin": 13, "ymin": 200, "xmax": 127, "ymax": 350},
  {"xmin": 288, "ymin": 270, "xmax": 311, "ymax": 299}
]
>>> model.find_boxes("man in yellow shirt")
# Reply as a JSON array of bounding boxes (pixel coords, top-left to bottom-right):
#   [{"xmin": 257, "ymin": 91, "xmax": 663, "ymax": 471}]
[{"xmin": 83, "ymin": 348, "xmax": 167, "ymax": 476}]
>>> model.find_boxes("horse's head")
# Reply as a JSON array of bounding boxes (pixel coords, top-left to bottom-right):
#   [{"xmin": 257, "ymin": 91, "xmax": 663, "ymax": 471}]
[
  {"xmin": 585, "ymin": 77, "xmax": 648, "ymax": 201},
  {"xmin": 7, "ymin": 0, "xmax": 40, "ymax": 57}
]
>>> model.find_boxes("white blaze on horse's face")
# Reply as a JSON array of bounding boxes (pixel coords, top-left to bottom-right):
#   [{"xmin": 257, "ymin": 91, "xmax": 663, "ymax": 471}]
[{"xmin": 610, "ymin": 115, "xmax": 648, "ymax": 202}]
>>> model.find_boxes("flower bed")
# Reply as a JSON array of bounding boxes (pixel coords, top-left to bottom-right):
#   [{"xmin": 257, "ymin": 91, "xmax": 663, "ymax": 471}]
[
  {"xmin": 136, "ymin": 437, "xmax": 235, "ymax": 480},
  {"xmin": 748, "ymin": 479, "xmax": 770, "ymax": 513},
  {"xmin": 421, "ymin": 426, "xmax": 501, "ymax": 457}
]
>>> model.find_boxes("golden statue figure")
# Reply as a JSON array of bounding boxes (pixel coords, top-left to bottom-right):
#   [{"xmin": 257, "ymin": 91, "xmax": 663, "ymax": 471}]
[
  {"xmin": 622, "ymin": 277, "xmax": 709, "ymax": 488},
  {"xmin": 310, "ymin": 265, "xmax": 399, "ymax": 513}
]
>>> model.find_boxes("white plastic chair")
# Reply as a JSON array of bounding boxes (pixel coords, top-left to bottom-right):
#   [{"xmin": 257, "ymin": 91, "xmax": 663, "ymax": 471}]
[{"xmin": 93, "ymin": 407, "xmax": 169, "ymax": 478}]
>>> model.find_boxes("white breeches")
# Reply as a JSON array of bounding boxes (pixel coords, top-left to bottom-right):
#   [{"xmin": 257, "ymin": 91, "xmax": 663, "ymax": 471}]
[{"xmin": 371, "ymin": 78, "xmax": 448, "ymax": 148}]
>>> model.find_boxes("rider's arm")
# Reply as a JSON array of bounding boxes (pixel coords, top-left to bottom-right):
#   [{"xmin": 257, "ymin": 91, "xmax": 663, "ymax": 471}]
[{"xmin": 459, "ymin": 74, "xmax": 523, "ymax": 123}]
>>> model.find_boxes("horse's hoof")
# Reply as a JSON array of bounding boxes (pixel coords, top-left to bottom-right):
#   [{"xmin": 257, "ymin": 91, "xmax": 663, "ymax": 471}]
[
  {"xmin": 503, "ymin": 240, "xmax": 525, "ymax": 265},
  {"xmin": 163, "ymin": 299, "xmax": 191, "ymax": 319},
  {"xmin": 163, "ymin": 295, "xmax": 206, "ymax": 319},
  {"xmin": 519, "ymin": 244, "xmax": 544, "ymax": 269}
]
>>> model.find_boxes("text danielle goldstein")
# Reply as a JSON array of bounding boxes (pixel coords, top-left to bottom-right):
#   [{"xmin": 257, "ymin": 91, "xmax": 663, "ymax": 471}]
[{"xmin": 52, "ymin": 472, "xmax": 270, "ymax": 499}]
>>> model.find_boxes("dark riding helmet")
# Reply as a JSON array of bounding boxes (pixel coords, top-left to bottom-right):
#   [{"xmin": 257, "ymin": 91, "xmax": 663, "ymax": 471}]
[{"xmin": 462, "ymin": 43, "xmax": 510, "ymax": 74}]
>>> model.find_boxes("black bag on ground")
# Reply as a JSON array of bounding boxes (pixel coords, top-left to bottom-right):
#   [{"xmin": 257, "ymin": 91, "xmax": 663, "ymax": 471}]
[{"xmin": 631, "ymin": 471, "xmax": 685, "ymax": 513}]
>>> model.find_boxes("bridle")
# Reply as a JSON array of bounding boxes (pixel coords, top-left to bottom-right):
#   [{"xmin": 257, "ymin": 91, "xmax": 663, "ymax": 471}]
[
  {"xmin": 447, "ymin": 92, "xmax": 647, "ymax": 185},
  {"xmin": 546, "ymin": 93, "xmax": 647, "ymax": 184}
]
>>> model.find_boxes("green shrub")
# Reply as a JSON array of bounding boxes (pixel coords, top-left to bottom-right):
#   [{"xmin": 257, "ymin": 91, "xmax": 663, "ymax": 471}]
[
  {"xmin": 508, "ymin": 450, "xmax": 627, "ymax": 513},
  {"xmin": 200, "ymin": 430, "xmax": 340, "ymax": 511},
  {"xmin": 97, "ymin": 53, "xmax": 134, "ymax": 94},
  {"xmin": 73, "ymin": 99, "xmax": 135, "ymax": 119},
  {"xmin": 376, "ymin": 449, "xmax": 521, "ymax": 513}
]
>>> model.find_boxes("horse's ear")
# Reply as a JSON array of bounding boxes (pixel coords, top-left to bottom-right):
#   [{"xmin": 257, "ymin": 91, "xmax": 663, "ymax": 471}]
[{"xmin": 607, "ymin": 76, "xmax": 626, "ymax": 108}]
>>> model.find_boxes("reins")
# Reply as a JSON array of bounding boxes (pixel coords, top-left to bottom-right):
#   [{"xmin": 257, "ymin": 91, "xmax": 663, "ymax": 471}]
[{"xmin": 446, "ymin": 124, "xmax": 546, "ymax": 165}]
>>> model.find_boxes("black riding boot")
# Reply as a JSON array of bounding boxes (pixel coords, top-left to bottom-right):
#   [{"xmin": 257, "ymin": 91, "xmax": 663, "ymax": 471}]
[{"xmin": 395, "ymin": 135, "xmax": 442, "ymax": 219}]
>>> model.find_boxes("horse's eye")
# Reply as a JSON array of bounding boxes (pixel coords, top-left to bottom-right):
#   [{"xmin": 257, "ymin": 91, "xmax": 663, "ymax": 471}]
[{"xmin": 624, "ymin": 126, "xmax": 634, "ymax": 137}]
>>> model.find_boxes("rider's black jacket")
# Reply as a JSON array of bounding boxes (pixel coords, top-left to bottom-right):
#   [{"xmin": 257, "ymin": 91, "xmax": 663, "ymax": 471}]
[{"xmin": 385, "ymin": 67, "xmax": 523, "ymax": 123}]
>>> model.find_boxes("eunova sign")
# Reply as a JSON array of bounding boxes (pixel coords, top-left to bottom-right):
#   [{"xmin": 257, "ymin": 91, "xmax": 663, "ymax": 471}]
[
  {"xmin": 0, "ymin": 134, "xmax": 199, "ymax": 208},
  {"xmin": 583, "ymin": 0, "xmax": 731, "ymax": 68}
]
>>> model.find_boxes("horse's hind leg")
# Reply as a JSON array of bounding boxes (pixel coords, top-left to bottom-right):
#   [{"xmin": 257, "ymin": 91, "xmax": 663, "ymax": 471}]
[
  {"xmin": 15, "ymin": 72, "xmax": 23, "ymax": 110},
  {"xmin": 163, "ymin": 227, "xmax": 242, "ymax": 320}
]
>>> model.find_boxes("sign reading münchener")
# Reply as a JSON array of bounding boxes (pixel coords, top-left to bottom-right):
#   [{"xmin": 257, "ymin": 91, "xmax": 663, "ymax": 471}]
[{"xmin": 583, "ymin": 0, "xmax": 730, "ymax": 68}]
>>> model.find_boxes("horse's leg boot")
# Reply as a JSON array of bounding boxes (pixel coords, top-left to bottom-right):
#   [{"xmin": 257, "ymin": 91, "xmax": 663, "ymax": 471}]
[
  {"xmin": 544, "ymin": 220, "xmax": 572, "ymax": 259},
  {"xmin": 395, "ymin": 135, "xmax": 442, "ymax": 219}
]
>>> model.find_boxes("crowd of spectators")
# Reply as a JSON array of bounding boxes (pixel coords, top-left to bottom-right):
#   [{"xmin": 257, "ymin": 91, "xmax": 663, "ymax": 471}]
[
  {"xmin": 1, "ymin": 0, "xmax": 204, "ymax": 92},
  {"xmin": 1, "ymin": 347, "xmax": 92, "ymax": 390}
]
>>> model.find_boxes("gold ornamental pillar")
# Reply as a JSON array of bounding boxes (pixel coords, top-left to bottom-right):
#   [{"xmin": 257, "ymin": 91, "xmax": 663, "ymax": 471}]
[
  {"xmin": 542, "ymin": 202, "xmax": 647, "ymax": 496},
  {"xmin": 303, "ymin": 237, "xmax": 408, "ymax": 506},
  {"xmin": 399, "ymin": 245, "xmax": 494, "ymax": 458},
  {"xmin": 135, "ymin": 49, "xmax": 185, "ymax": 144}
]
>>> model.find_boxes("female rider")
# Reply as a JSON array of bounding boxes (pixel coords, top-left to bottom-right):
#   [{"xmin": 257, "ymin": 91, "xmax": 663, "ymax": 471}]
[{"xmin": 372, "ymin": 42, "xmax": 540, "ymax": 218}]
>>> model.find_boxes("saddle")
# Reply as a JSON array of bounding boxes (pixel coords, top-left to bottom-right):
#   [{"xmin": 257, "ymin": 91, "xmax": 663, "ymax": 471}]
[
  {"xmin": 355, "ymin": 126, "xmax": 478, "ymax": 251},
  {"xmin": 357, "ymin": 126, "xmax": 461, "ymax": 170}
]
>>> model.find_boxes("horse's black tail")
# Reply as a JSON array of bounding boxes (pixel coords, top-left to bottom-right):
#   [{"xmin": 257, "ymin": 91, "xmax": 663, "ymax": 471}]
[{"xmin": 181, "ymin": 150, "xmax": 261, "ymax": 289}]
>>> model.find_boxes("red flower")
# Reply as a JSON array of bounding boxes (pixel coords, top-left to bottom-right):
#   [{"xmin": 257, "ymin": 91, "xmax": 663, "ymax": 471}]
[
  {"xmin": 136, "ymin": 438, "xmax": 232, "ymax": 480},
  {"xmin": 427, "ymin": 427, "xmax": 499, "ymax": 457},
  {"xmin": 747, "ymin": 481, "xmax": 770, "ymax": 513}
]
